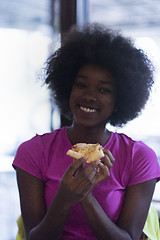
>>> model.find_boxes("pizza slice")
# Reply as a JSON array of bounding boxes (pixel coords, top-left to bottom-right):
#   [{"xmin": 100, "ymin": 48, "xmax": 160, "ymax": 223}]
[{"xmin": 66, "ymin": 143, "xmax": 104, "ymax": 163}]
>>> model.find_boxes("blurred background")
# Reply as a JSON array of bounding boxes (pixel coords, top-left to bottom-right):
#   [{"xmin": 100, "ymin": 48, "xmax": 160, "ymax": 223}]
[{"xmin": 0, "ymin": 0, "xmax": 160, "ymax": 239}]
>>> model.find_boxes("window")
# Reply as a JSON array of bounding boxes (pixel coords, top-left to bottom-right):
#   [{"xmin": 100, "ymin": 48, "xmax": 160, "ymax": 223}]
[
  {"xmin": 0, "ymin": 1, "xmax": 58, "ymax": 239},
  {"xmin": 89, "ymin": 0, "xmax": 160, "ymax": 214}
]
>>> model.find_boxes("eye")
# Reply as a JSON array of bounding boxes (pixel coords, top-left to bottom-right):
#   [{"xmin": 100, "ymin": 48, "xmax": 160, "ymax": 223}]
[
  {"xmin": 99, "ymin": 87, "xmax": 112, "ymax": 94},
  {"xmin": 74, "ymin": 81, "xmax": 87, "ymax": 89}
]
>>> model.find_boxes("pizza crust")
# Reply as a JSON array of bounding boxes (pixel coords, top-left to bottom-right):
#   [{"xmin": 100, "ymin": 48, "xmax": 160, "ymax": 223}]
[{"xmin": 66, "ymin": 143, "xmax": 104, "ymax": 163}]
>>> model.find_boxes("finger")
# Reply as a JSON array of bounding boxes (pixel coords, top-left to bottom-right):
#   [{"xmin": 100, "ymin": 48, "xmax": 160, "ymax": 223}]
[
  {"xmin": 66, "ymin": 156, "xmax": 88, "ymax": 177},
  {"xmin": 81, "ymin": 174, "xmax": 97, "ymax": 195},
  {"xmin": 76, "ymin": 165, "xmax": 98, "ymax": 194},
  {"xmin": 75, "ymin": 160, "xmax": 98, "ymax": 179},
  {"xmin": 101, "ymin": 155, "xmax": 113, "ymax": 169},
  {"xmin": 102, "ymin": 148, "xmax": 115, "ymax": 164},
  {"xmin": 97, "ymin": 162, "xmax": 110, "ymax": 180}
]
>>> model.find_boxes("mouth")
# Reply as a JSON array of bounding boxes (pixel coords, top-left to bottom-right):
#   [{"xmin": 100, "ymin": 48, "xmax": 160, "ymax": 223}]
[{"xmin": 80, "ymin": 106, "xmax": 97, "ymax": 113}]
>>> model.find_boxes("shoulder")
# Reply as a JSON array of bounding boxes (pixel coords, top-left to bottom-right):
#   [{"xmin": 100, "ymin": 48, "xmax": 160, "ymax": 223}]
[
  {"xmin": 132, "ymin": 140, "xmax": 157, "ymax": 160},
  {"xmin": 13, "ymin": 127, "xmax": 68, "ymax": 179},
  {"xmin": 111, "ymin": 132, "xmax": 157, "ymax": 157},
  {"xmin": 17, "ymin": 127, "xmax": 67, "ymax": 153},
  {"xmin": 109, "ymin": 132, "xmax": 135, "ymax": 152},
  {"xmin": 110, "ymin": 131, "xmax": 159, "ymax": 172},
  {"xmin": 112, "ymin": 132, "xmax": 160, "ymax": 184}
]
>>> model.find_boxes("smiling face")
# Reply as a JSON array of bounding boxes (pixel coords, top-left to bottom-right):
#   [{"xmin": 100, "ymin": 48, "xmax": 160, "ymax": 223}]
[{"xmin": 69, "ymin": 64, "xmax": 117, "ymax": 130}]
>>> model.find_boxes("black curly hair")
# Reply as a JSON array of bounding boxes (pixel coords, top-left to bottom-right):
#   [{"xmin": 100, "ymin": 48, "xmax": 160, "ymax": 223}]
[{"xmin": 45, "ymin": 23, "xmax": 154, "ymax": 127}]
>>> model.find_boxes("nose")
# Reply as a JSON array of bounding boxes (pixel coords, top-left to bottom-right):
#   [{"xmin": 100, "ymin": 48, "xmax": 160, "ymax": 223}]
[
  {"xmin": 82, "ymin": 88, "xmax": 97, "ymax": 102},
  {"xmin": 83, "ymin": 94, "xmax": 96, "ymax": 102}
]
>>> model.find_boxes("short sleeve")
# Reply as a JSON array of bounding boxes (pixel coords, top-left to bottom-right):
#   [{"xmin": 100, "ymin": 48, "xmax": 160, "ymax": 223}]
[
  {"xmin": 128, "ymin": 141, "xmax": 160, "ymax": 186},
  {"xmin": 12, "ymin": 135, "xmax": 44, "ymax": 179}
]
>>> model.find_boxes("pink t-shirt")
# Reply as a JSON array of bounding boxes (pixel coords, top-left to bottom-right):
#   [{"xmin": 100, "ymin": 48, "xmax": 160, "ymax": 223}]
[{"xmin": 13, "ymin": 127, "xmax": 160, "ymax": 240}]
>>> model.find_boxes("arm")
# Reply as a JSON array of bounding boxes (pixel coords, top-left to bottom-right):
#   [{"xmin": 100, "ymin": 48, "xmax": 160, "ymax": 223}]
[
  {"xmin": 80, "ymin": 148, "xmax": 157, "ymax": 240},
  {"xmin": 15, "ymin": 156, "xmax": 102, "ymax": 240},
  {"xmin": 81, "ymin": 178, "xmax": 156, "ymax": 240},
  {"xmin": 16, "ymin": 167, "xmax": 71, "ymax": 240}
]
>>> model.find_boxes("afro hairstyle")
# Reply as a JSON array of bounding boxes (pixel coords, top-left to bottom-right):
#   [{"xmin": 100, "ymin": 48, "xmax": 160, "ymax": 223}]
[{"xmin": 44, "ymin": 23, "xmax": 154, "ymax": 127}]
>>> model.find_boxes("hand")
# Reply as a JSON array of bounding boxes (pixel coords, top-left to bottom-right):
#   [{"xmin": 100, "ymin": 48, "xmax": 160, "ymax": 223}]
[
  {"xmin": 94, "ymin": 148, "xmax": 115, "ymax": 184},
  {"xmin": 56, "ymin": 157, "xmax": 100, "ymax": 209},
  {"xmin": 80, "ymin": 149, "xmax": 115, "ymax": 204}
]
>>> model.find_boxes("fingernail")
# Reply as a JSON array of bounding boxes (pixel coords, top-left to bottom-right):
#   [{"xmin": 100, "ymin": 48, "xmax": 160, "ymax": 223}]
[{"xmin": 82, "ymin": 156, "xmax": 88, "ymax": 161}]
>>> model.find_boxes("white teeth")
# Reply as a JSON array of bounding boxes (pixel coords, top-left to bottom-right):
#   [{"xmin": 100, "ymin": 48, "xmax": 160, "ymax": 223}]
[{"xmin": 80, "ymin": 106, "xmax": 96, "ymax": 113}]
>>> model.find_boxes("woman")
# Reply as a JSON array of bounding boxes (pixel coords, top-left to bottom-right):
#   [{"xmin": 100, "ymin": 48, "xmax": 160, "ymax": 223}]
[{"xmin": 13, "ymin": 23, "xmax": 160, "ymax": 240}]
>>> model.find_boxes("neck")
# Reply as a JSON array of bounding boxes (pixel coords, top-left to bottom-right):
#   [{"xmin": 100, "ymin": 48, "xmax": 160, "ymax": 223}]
[{"xmin": 67, "ymin": 123, "xmax": 110, "ymax": 146}]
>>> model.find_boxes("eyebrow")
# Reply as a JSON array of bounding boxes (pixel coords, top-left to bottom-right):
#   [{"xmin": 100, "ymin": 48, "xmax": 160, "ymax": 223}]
[
  {"xmin": 99, "ymin": 80, "xmax": 112, "ymax": 85},
  {"xmin": 76, "ymin": 74, "xmax": 88, "ymax": 79},
  {"xmin": 76, "ymin": 74, "xmax": 112, "ymax": 85}
]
